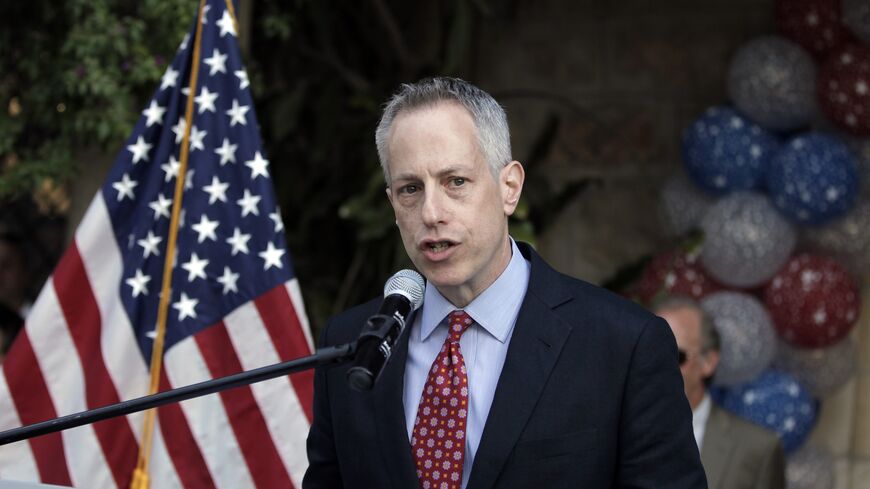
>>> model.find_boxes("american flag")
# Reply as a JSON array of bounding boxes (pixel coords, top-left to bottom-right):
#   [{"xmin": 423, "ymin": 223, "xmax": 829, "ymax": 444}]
[{"xmin": 0, "ymin": 0, "xmax": 314, "ymax": 487}]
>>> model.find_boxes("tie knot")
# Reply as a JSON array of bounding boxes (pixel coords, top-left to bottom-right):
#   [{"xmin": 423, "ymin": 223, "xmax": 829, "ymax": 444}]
[{"xmin": 447, "ymin": 310, "xmax": 473, "ymax": 341}]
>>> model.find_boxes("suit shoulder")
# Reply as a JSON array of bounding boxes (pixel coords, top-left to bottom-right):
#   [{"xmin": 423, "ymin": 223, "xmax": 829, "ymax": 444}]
[
  {"xmin": 548, "ymin": 270, "xmax": 659, "ymax": 328},
  {"xmin": 718, "ymin": 407, "xmax": 782, "ymax": 449}
]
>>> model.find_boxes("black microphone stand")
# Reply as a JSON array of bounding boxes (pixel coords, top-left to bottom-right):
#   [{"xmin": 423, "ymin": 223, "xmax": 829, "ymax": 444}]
[{"xmin": 0, "ymin": 342, "xmax": 357, "ymax": 446}]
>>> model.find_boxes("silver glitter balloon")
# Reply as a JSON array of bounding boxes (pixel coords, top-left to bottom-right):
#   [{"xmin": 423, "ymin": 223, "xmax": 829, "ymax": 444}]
[
  {"xmin": 727, "ymin": 36, "xmax": 817, "ymax": 131},
  {"xmin": 844, "ymin": 0, "xmax": 870, "ymax": 43},
  {"xmin": 803, "ymin": 199, "xmax": 870, "ymax": 275},
  {"xmin": 659, "ymin": 174, "xmax": 715, "ymax": 236},
  {"xmin": 775, "ymin": 337, "xmax": 856, "ymax": 398},
  {"xmin": 786, "ymin": 444, "xmax": 835, "ymax": 489},
  {"xmin": 701, "ymin": 192, "xmax": 797, "ymax": 288},
  {"xmin": 701, "ymin": 291, "xmax": 778, "ymax": 386}
]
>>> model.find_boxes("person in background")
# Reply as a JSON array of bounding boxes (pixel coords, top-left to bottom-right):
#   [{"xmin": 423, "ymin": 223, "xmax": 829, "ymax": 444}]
[{"xmin": 655, "ymin": 295, "xmax": 784, "ymax": 489}]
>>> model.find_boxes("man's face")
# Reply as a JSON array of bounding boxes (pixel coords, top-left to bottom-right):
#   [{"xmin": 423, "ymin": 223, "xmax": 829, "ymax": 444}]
[
  {"xmin": 657, "ymin": 306, "xmax": 719, "ymax": 409},
  {"xmin": 385, "ymin": 102, "xmax": 524, "ymax": 307}
]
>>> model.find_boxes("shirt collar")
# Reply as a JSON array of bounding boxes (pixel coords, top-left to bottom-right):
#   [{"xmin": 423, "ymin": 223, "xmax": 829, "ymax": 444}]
[{"xmin": 419, "ymin": 238, "xmax": 530, "ymax": 343}]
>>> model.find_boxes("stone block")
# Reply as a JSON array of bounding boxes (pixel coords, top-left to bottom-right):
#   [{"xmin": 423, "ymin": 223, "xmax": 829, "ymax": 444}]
[{"xmin": 809, "ymin": 378, "xmax": 855, "ymax": 457}]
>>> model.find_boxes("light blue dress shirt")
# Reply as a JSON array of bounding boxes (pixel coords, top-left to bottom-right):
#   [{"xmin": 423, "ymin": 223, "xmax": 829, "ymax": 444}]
[{"xmin": 403, "ymin": 238, "xmax": 530, "ymax": 489}]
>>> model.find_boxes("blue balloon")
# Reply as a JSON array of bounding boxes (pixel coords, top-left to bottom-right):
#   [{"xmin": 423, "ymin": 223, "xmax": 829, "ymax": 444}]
[
  {"xmin": 714, "ymin": 369, "xmax": 818, "ymax": 454},
  {"xmin": 682, "ymin": 106, "xmax": 780, "ymax": 195},
  {"xmin": 766, "ymin": 133, "xmax": 859, "ymax": 225}
]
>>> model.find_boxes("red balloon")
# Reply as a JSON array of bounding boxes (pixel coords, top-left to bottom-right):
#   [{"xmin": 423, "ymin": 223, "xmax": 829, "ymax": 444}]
[
  {"xmin": 818, "ymin": 44, "xmax": 870, "ymax": 135},
  {"xmin": 635, "ymin": 249, "xmax": 723, "ymax": 305},
  {"xmin": 776, "ymin": 0, "xmax": 854, "ymax": 59},
  {"xmin": 763, "ymin": 253, "xmax": 860, "ymax": 348}
]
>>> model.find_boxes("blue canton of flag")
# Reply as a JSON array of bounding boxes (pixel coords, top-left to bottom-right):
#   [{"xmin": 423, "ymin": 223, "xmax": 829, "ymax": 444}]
[{"xmin": 106, "ymin": 2, "xmax": 290, "ymax": 359}]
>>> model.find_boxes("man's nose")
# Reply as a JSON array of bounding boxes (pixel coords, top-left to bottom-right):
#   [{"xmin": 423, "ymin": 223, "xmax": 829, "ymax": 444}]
[{"xmin": 421, "ymin": 189, "xmax": 447, "ymax": 226}]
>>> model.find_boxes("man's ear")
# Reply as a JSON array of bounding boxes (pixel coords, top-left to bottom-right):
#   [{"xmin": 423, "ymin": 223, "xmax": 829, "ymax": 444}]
[
  {"xmin": 501, "ymin": 161, "xmax": 525, "ymax": 216},
  {"xmin": 701, "ymin": 350, "xmax": 720, "ymax": 378},
  {"xmin": 385, "ymin": 186, "xmax": 394, "ymax": 207}
]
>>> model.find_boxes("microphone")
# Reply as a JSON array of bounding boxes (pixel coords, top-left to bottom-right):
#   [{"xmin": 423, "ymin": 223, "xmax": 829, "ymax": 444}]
[{"xmin": 347, "ymin": 269, "xmax": 425, "ymax": 391}]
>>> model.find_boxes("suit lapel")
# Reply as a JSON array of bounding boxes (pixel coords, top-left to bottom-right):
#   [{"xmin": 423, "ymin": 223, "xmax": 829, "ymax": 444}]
[
  {"xmin": 467, "ymin": 247, "xmax": 573, "ymax": 489},
  {"xmin": 373, "ymin": 313, "xmax": 419, "ymax": 489},
  {"xmin": 701, "ymin": 405, "xmax": 733, "ymax": 489}
]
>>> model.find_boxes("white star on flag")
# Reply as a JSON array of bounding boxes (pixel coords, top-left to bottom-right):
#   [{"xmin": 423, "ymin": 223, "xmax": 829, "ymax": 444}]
[
  {"xmin": 202, "ymin": 176, "xmax": 229, "ymax": 204},
  {"xmin": 269, "ymin": 208, "xmax": 284, "ymax": 232},
  {"xmin": 195, "ymin": 86, "xmax": 219, "ymax": 114},
  {"xmin": 172, "ymin": 292, "xmax": 199, "ymax": 321},
  {"xmin": 126, "ymin": 269, "xmax": 151, "ymax": 298},
  {"xmin": 217, "ymin": 9, "xmax": 236, "ymax": 37},
  {"xmin": 137, "ymin": 231, "xmax": 163, "ymax": 258},
  {"xmin": 185, "ymin": 168, "xmax": 196, "ymax": 191},
  {"xmin": 226, "ymin": 227, "xmax": 251, "ymax": 256},
  {"xmin": 203, "ymin": 48, "xmax": 227, "ymax": 75},
  {"xmin": 171, "ymin": 118, "xmax": 187, "ymax": 144},
  {"xmin": 127, "ymin": 136, "xmax": 153, "ymax": 164},
  {"xmin": 235, "ymin": 69, "xmax": 249, "ymax": 89},
  {"xmin": 217, "ymin": 266, "xmax": 240, "ymax": 294},
  {"xmin": 245, "ymin": 151, "xmax": 269, "ymax": 179},
  {"xmin": 113, "ymin": 173, "xmax": 138, "ymax": 201},
  {"xmin": 149, "ymin": 193, "xmax": 173, "ymax": 220},
  {"xmin": 214, "ymin": 138, "xmax": 237, "ymax": 165},
  {"xmin": 182, "ymin": 252, "xmax": 209, "ymax": 282},
  {"xmin": 143, "ymin": 100, "xmax": 167, "ymax": 127},
  {"xmin": 259, "ymin": 242, "xmax": 285, "ymax": 270},
  {"xmin": 226, "ymin": 99, "xmax": 249, "ymax": 126},
  {"xmin": 160, "ymin": 67, "xmax": 179, "ymax": 90},
  {"xmin": 189, "ymin": 126, "xmax": 207, "ymax": 152},
  {"xmin": 191, "ymin": 214, "xmax": 220, "ymax": 243},
  {"xmin": 237, "ymin": 189, "xmax": 261, "ymax": 217}
]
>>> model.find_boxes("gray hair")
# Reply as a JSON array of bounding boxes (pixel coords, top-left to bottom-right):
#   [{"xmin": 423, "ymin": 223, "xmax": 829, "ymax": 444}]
[
  {"xmin": 653, "ymin": 295, "xmax": 720, "ymax": 353},
  {"xmin": 374, "ymin": 77, "xmax": 512, "ymax": 184}
]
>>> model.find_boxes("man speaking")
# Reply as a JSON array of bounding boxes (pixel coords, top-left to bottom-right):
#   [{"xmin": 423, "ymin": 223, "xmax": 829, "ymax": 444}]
[{"xmin": 303, "ymin": 77, "xmax": 707, "ymax": 488}]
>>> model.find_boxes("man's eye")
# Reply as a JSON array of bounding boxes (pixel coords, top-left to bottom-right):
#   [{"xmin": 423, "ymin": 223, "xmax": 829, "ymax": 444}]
[
  {"xmin": 400, "ymin": 185, "xmax": 419, "ymax": 195},
  {"xmin": 451, "ymin": 178, "xmax": 466, "ymax": 186}
]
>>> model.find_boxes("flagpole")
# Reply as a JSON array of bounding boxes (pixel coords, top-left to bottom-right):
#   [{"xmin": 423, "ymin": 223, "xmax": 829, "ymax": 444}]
[{"xmin": 130, "ymin": 1, "xmax": 208, "ymax": 487}]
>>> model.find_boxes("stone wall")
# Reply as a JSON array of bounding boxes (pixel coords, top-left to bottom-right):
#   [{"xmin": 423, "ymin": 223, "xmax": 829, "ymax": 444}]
[{"xmin": 470, "ymin": 1, "xmax": 868, "ymax": 487}]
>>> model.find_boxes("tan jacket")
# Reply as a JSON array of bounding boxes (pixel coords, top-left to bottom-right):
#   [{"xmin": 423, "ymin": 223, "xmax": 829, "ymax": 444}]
[{"xmin": 701, "ymin": 404, "xmax": 785, "ymax": 489}]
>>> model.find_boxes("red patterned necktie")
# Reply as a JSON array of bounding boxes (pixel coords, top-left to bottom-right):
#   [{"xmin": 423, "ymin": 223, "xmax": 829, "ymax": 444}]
[{"xmin": 411, "ymin": 310, "xmax": 473, "ymax": 489}]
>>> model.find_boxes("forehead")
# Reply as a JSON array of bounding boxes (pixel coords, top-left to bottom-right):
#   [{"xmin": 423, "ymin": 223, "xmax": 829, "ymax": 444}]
[
  {"xmin": 386, "ymin": 102, "xmax": 484, "ymax": 179},
  {"xmin": 658, "ymin": 306, "xmax": 703, "ymax": 343}
]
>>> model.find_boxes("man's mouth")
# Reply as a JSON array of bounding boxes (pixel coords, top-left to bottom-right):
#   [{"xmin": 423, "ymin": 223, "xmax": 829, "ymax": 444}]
[{"xmin": 427, "ymin": 241, "xmax": 452, "ymax": 253}]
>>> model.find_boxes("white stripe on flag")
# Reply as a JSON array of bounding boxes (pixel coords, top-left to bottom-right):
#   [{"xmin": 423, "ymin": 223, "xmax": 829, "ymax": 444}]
[
  {"xmin": 76, "ymin": 195, "xmax": 150, "ymax": 436},
  {"xmin": 149, "ymin": 416, "xmax": 184, "ymax": 488},
  {"xmin": 0, "ymin": 373, "xmax": 39, "ymax": 480},
  {"xmin": 27, "ymin": 285, "xmax": 114, "ymax": 488},
  {"xmin": 224, "ymin": 300, "xmax": 310, "ymax": 486},
  {"xmin": 164, "ymin": 337, "xmax": 256, "ymax": 489},
  {"xmin": 286, "ymin": 280, "xmax": 314, "ymax": 352}
]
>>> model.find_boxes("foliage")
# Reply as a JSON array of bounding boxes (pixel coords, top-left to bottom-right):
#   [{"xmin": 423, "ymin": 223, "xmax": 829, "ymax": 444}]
[{"xmin": 0, "ymin": 0, "xmax": 191, "ymax": 197}]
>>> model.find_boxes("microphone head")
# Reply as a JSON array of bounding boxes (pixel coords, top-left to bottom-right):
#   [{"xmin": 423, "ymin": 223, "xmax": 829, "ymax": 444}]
[{"xmin": 384, "ymin": 269, "xmax": 425, "ymax": 311}]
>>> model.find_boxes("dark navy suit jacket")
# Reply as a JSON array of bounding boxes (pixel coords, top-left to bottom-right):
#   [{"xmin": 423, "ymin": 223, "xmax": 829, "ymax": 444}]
[{"xmin": 303, "ymin": 243, "xmax": 708, "ymax": 488}]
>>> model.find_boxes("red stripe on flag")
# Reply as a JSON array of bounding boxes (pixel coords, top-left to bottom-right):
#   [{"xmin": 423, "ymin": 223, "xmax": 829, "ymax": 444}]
[
  {"xmin": 253, "ymin": 285, "xmax": 314, "ymax": 421},
  {"xmin": 52, "ymin": 244, "xmax": 138, "ymax": 488},
  {"xmin": 157, "ymin": 370, "xmax": 216, "ymax": 489},
  {"xmin": 195, "ymin": 322, "xmax": 295, "ymax": 489},
  {"xmin": 3, "ymin": 330, "xmax": 73, "ymax": 486}
]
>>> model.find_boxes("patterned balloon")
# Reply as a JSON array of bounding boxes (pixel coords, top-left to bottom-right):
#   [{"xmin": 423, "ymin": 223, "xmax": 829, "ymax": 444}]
[
  {"xmin": 635, "ymin": 249, "xmax": 723, "ymax": 305},
  {"xmin": 818, "ymin": 44, "xmax": 870, "ymax": 135},
  {"xmin": 786, "ymin": 444, "xmax": 836, "ymax": 489},
  {"xmin": 763, "ymin": 253, "xmax": 860, "ymax": 348},
  {"xmin": 843, "ymin": 0, "xmax": 870, "ymax": 42},
  {"xmin": 715, "ymin": 369, "xmax": 818, "ymax": 454},
  {"xmin": 776, "ymin": 0, "xmax": 853, "ymax": 59},
  {"xmin": 804, "ymin": 198, "xmax": 870, "ymax": 275},
  {"xmin": 766, "ymin": 133, "xmax": 859, "ymax": 225},
  {"xmin": 727, "ymin": 36, "xmax": 817, "ymax": 131},
  {"xmin": 700, "ymin": 192, "xmax": 796, "ymax": 288},
  {"xmin": 701, "ymin": 291, "xmax": 777, "ymax": 386},
  {"xmin": 659, "ymin": 174, "xmax": 715, "ymax": 236},
  {"xmin": 775, "ymin": 337, "xmax": 856, "ymax": 398},
  {"xmin": 682, "ymin": 107, "xmax": 780, "ymax": 195}
]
